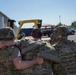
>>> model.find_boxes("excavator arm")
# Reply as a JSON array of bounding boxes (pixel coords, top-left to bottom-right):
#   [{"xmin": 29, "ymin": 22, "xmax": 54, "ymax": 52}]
[{"xmin": 15, "ymin": 19, "xmax": 42, "ymax": 39}]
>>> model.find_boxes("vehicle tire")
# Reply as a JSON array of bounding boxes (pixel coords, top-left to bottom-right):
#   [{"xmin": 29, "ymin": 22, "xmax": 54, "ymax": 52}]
[{"xmin": 71, "ymin": 31, "xmax": 75, "ymax": 35}]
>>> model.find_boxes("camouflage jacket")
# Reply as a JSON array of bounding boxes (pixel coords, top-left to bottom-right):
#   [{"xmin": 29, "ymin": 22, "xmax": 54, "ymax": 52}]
[
  {"xmin": 53, "ymin": 39, "xmax": 76, "ymax": 75},
  {"xmin": 0, "ymin": 46, "xmax": 24, "ymax": 75},
  {"xmin": 18, "ymin": 37, "xmax": 60, "ymax": 75}
]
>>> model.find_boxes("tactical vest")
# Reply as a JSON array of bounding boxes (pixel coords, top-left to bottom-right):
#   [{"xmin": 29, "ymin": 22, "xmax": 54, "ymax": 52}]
[
  {"xmin": 54, "ymin": 39, "xmax": 76, "ymax": 75},
  {"xmin": 0, "ymin": 46, "xmax": 24, "ymax": 75},
  {"xmin": 18, "ymin": 37, "xmax": 60, "ymax": 75}
]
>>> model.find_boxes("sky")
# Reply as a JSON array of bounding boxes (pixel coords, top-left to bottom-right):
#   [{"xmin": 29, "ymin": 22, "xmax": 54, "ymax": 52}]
[{"xmin": 0, "ymin": 0, "xmax": 76, "ymax": 28}]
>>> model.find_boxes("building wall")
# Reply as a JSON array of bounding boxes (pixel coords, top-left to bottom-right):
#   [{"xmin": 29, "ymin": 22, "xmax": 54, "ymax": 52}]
[
  {"xmin": 0, "ymin": 14, "xmax": 8, "ymax": 28},
  {"xmin": 0, "ymin": 16, "xmax": 3, "ymax": 28},
  {"xmin": 0, "ymin": 13, "xmax": 18, "ymax": 33}
]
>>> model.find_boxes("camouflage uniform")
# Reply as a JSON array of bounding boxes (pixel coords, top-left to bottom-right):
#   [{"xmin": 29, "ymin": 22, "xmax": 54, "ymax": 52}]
[
  {"xmin": 0, "ymin": 46, "xmax": 24, "ymax": 75},
  {"xmin": 17, "ymin": 36, "xmax": 60, "ymax": 75},
  {"xmin": 51, "ymin": 26, "xmax": 76, "ymax": 75},
  {"xmin": 0, "ymin": 27, "xmax": 60, "ymax": 75},
  {"xmin": 0, "ymin": 27, "xmax": 24, "ymax": 75}
]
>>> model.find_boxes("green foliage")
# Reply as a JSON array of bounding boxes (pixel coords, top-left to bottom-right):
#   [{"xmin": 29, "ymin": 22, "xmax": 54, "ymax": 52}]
[{"xmin": 71, "ymin": 21, "xmax": 76, "ymax": 29}]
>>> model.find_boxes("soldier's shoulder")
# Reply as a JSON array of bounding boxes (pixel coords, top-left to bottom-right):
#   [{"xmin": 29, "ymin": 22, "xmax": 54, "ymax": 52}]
[
  {"xmin": 25, "ymin": 36, "xmax": 33, "ymax": 39},
  {"xmin": 56, "ymin": 39, "xmax": 76, "ymax": 52},
  {"xmin": 68, "ymin": 40, "xmax": 76, "ymax": 49}
]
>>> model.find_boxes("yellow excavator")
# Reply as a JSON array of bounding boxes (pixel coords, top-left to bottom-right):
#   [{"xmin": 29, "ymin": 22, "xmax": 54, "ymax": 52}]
[
  {"xmin": 8, "ymin": 19, "xmax": 51, "ymax": 43},
  {"xmin": 8, "ymin": 19, "xmax": 42, "ymax": 38},
  {"xmin": 16, "ymin": 19, "xmax": 42, "ymax": 39}
]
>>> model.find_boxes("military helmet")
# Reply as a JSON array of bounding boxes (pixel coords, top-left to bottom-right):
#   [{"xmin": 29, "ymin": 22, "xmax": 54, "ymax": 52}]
[
  {"xmin": 53, "ymin": 26, "xmax": 69, "ymax": 38},
  {"xmin": 0, "ymin": 27, "xmax": 15, "ymax": 40}
]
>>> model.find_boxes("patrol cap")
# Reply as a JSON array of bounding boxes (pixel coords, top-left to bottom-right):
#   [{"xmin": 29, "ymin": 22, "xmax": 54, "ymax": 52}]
[
  {"xmin": 30, "ymin": 29, "xmax": 42, "ymax": 39},
  {"xmin": 0, "ymin": 27, "xmax": 15, "ymax": 40}
]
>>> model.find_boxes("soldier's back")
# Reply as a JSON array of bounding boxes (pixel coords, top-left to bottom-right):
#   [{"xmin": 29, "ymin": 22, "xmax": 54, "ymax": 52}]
[
  {"xmin": 19, "ymin": 36, "xmax": 60, "ymax": 75},
  {"xmin": 0, "ymin": 46, "xmax": 25, "ymax": 75},
  {"xmin": 54, "ymin": 39, "xmax": 76, "ymax": 75}
]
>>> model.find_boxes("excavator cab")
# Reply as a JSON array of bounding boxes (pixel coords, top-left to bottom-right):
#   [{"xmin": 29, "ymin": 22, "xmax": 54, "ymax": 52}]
[
  {"xmin": 15, "ymin": 19, "xmax": 42, "ymax": 39},
  {"xmin": 8, "ymin": 19, "xmax": 15, "ymax": 29}
]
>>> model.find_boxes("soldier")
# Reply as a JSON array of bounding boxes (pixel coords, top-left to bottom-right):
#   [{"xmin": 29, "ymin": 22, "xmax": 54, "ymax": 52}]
[
  {"xmin": 51, "ymin": 26, "xmax": 76, "ymax": 75},
  {"xmin": 12, "ymin": 28, "xmax": 60, "ymax": 75},
  {"xmin": 0, "ymin": 27, "xmax": 43, "ymax": 75}
]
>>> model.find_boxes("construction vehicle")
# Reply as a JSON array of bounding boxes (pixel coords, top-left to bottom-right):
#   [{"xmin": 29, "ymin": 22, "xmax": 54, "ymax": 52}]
[
  {"xmin": 16, "ymin": 19, "xmax": 42, "ymax": 39},
  {"xmin": 41, "ymin": 25, "xmax": 54, "ymax": 37},
  {"xmin": 7, "ymin": 19, "xmax": 42, "ymax": 38},
  {"xmin": 8, "ymin": 19, "xmax": 16, "ymax": 29},
  {"xmin": 8, "ymin": 19, "xmax": 51, "ymax": 43},
  {"xmin": 41, "ymin": 25, "xmax": 55, "ymax": 43}
]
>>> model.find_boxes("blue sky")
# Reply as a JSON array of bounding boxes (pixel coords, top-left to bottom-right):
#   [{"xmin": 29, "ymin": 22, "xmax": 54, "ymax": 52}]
[{"xmin": 0, "ymin": 0, "xmax": 76, "ymax": 27}]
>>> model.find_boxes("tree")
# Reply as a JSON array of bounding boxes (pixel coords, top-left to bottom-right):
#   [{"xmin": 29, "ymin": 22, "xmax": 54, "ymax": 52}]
[{"xmin": 71, "ymin": 21, "xmax": 76, "ymax": 29}]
